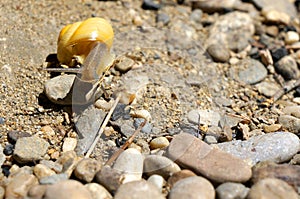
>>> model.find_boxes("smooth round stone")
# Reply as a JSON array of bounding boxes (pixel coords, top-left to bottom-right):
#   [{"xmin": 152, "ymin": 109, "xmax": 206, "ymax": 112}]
[
  {"xmin": 255, "ymin": 81, "xmax": 281, "ymax": 97},
  {"xmin": 275, "ymin": 56, "xmax": 300, "ymax": 80},
  {"xmin": 150, "ymin": 137, "xmax": 169, "ymax": 150},
  {"xmin": 169, "ymin": 176, "xmax": 215, "ymax": 199},
  {"xmin": 27, "ymin": 184, "xmax": 47, "ymax": 199},
  {"xmin": 113, "ymin": 148, "xmax": 144, "ymax": 183},
  {"xmin": 247, "ymin": 178, "xmax": 298, "ymax": 199},
  {"xmin": 33, "ymin": 164, "xmax": 56, "ymax": 180},
  {"xmin": 167, "ymin": 170, "xmax": 197, "ymax": 188},
  {"xmin": 216, "ymin": 182, "xmax": 249, "ymax": 199},
  {"xmin": 278, "ymin": 115, "xmax": 300, "ymax": 134},
  {"xmin": 263, "ymin": 124, "xmax": 282, "ymax": 133},
  {"xmin": 74, "ymin": 158, "xmax": 102, "ymax": 183},
  {"xmin": 207, "ymin": 44, "xmax": 230, "ymax": 63},
  {"xmin": 204, "ymin": 135, "xmax": 218, "ymax": 144},
  {"xmin": 115, "ymin": 56, "xmax": 135, "ymax": 73},
  {"xmin": 147, "ymin": 174, "xmax": 165, "ymax": 192},
  {"xmin": 285, "ymin": 31, "xmax": 299, "ymax": 44},
  {"xmin": 114, "ymin": 180, "xmax": 164, "ymax": 199},
  {"xmin": 13, "ymin": 136, "xmax": 49, "ymax": 164},
  {"xmin": 143, "ymin": 155, "xmax": 181, "ymax": 179},
  {"xmin": 43, "ymin": 180, "xmax": 92, "ymax": 199},
  {"xmin": 3, "ymin": 144, "xmax": 15, "ymax": 156},
  {"xmin": 217, "ymin": 132, "xmax": 300, "ymax": 166},
  {"xmin": 262, "ymin": 9, "xmax": 290, "ymax": 24},
  {"xmin": 190, "ymin": 9, "xmax": 203, "ymax": 23},
  {"xmin": 282, "ymin": 106, "xmax": 300, "ymax": 118},
  {"xmin": 95, "ymin": 166, "xmax": 124, "ymax": 194},
  {"xmin": 62, "ymin": 138, "xmax": 77, "ymax": 152},
  {"xmin": 85, "ymin": 183, "xmax": 112, "ymax": 199}
]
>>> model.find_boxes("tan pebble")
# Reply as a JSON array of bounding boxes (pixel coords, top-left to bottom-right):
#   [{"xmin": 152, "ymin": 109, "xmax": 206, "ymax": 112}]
[
  {"xmin": 50, "ymin": 151, "xmax": 60, "ymax": 160},
  {"xmin": 56, "ymin": 116, "xmax": 64, "ymax": 124},
  {"xmin": 263, "ymin": 124, "xmax": 282, "ymax": 133},
  {"xmin": 41, "ymin": 126, "xmax": 55, "ymax": 136},
  {"xmin": 133, "ymin": 15, "xmax": 143, "ymax": 26},
  {"xmin": 262, "ymin": 9, "xmax": 290, "ymax": 24},
  {"xmin": 130, "ymin": 109, "xmax": 152, "ymax": 121},
  {"xmin": 285, "ymin": 31, "xmax": 299, "ymax": 45},
  {"xmin": 168, "ymin": 169, "xmax": 197, "ymax": 188},
  {"xmin": 104, "ymin": 126, "xmax": 115, "ymax": 137},
  {"xmin": 150, "ymin": 137, "xmax": 169, "ymax": 150},
  {"xmin": 85, "ymin": 183, "xmax": 112, "ymax": 199},
  {"xmin": 229, "ymin": 57, "xmax": 240, "ymax": 65},
  {"xmin": 62, "ymin": 138, "xmax": 77, "ymax": 152},
  {"xmin": 94, "ymin": 99, "xmax": 113, "ymax": 111},
  {"xmin": 33, "ymin": 164, "xmax": 56, "ymax": 179},
  {"xmin": 292, "ymin": 97, "xmax": 300, "ymax": 104},
  {"xmin": 128, "ymin": 142, "xmax": 142, "ymax": 152},
  {"xmin": 28, "ymin": 184, "xmax": 47, "ymax": 199}
]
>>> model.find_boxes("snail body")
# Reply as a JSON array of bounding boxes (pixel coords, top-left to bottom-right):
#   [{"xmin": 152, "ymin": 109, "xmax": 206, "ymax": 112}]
[{"xmin": 56, "ymin": 17, "xmax": 115, "ymax": 82}]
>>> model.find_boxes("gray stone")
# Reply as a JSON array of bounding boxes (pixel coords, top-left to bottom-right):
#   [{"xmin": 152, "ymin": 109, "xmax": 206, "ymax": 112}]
[
  {"xmin": 156, "ymin": 13, "xmax": 170, "ymax": 25},
  {"xmin": 165, "ymin": 133, "xmax": 252, "ymax": 183},
  {"xmin": 190, "ymin": 9, "xmax": 203, "ymax": 23},
  {"xmin": 216, "ymin": 182, "xmax": 249, "ymax": 199},
  {"xmin": 187, "ymin": 109, "xmax": 221, "ymax": 126},
  {"xmin": 247, "ymin": 178, "xmax": 298, "ymax": 199},
  {"xmin": 169, "ymin": 176, "xmax": 215, "ymax": 199},
  {"xmin": 275, "ymin": 56, "xmax": 300, "ymax": 80},
  {"xmin": 43, "ymin": 180, "xmax": 92, "ymax": 199},
  {"xmin": 217, "ymin": 132, "xmax": 300, "ymax": 166},
  {"xmin": 133, "ymin": 118, "xmax": 152, "ymax": 134},
  {"xmin": 114, "ymin": 180, "xmax": 165, "ymax": 199},
  {"xmin": 113, "ymin": 148, "xmax": 144, "ymax": 183},
  {"xmin": 144, "ymin": 155, "xmax": 181, "ymax": 179},
  {"xmin": 0, "ymin": 145, "xmax": 5, "ymax": 173},
  {"xmin": 207, "ymin": 12, "xmax": 254, "ymax": 52},
  {"xmin": 255, "ymin": 81, "xmax": 281, "ymax": 97},
  {"xmin": 236, "ymin": 58, "xmax": 268, "ymax": 84},
  {"xmin": 204, "ymin": 135, "xmax": 218, "ymax": 144},
  {"xmin": 39, "ymin": 173, "xmax": 69, "ymax": 185},
  {"xmin": 115, "ymin": 56, "xmax": 134, "ymax": 73},
  {"xmin": 207, "ymin": 44, "xmax": 230, "ymax": 63},
  {"xmin": 13, "ymin": 136, "xmax": 49, "ymax": 164},
  {"xmin": 74, "ymin": 158, "xmax": 102, "ymax": 183},
  {"xmin": 278, "ymin": 115, "xmax": 300, "ymax": 134},
  {"xmin": 251, "ymin": 0, "xmax": 297, "ymax": 18},
  {"xmin": 75, "ymin": 104, "xmax": 106, "ymax": 155}
]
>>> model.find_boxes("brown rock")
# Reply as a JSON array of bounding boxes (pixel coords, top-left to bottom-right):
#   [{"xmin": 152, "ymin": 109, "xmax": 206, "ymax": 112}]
[
  {"xmin": 27, "ymin": 184, "xmax": 47, "ymax": 199},
  {"xmin": 74, "ymin": 158, "xmax": 102, "ymax": 183},
  {"xmin": 5, "ymin": 173, "xmax": 38, "ymax": 199},
  {"xmin": 43, "ymin": 180, "xmax": 92, "ymax": 199},
  {"xmin": 114, "ymin": 180, "xmax": 165, "ymax": 199},
  {"xmin": 33, "ymin": 164, "xmax": 56, "ymax": 180},
  {"xmin": 247, "ymin": 178, "xmax": 298, "ymax": 199},
  {"xmin": 252, "ymin": 162, "xmax": 300, "ymax": 191},
  {"xmin": 165, "ymin": 133, "xmax": 252, "ymax": 183},
  {"xmin": 167, "ymin": 170, "xmax": 197, "ymax": 188},
  {"xmin": 84, "ymin": 183, "xmax": 112, "ymax": 199},
  {"xmin": 169, "ymin": 176, "xmax": 215, "ymax": 199}
]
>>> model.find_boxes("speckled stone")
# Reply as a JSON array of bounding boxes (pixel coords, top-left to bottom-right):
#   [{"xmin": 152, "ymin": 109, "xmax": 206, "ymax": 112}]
[{"xmin": 74, "ymin": 158, "xmax": 102, "ymax": 183}]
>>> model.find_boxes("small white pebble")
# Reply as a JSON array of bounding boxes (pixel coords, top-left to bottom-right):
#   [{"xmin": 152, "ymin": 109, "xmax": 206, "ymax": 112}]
[
  {"xmin": 285, "ymin": 31, "xmax": 299, "ymax": 45},
  {"xmin": 62, "ymin": 138, "xmax": 77, "ymax": 152}
]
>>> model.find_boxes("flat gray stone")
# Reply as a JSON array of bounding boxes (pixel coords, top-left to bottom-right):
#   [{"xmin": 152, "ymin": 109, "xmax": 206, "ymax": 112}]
[
  {"xmin": 237, "ymin": 58, "xmax": 268, "ymax": 84},
  {"xmin": 251, "ymin": 0, "xmax": 297, "ymax": 18},
  {"xmin": 13, "ymin": 136, "xmax": 49, "ymax": 164},
  {"xmin": 217, "ymin": 132, "xmax": 300, "ymax": 166},
  {"xmin": 187, "ymin": 109, "xmax": 221, "ymax": 126}
]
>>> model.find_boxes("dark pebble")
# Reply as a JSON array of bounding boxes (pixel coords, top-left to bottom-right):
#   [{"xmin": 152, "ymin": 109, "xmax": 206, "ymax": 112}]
[
  {"xmin": 142, "ymin": 0, "xmax": 161, "ymax": 10},
  {"xmin": 7, "ymin": 130, "xmax": 31, "ymax": 144},
  {"xmin": 3, "ymin": 143, "xmax": 14, "ymax": 155},
  {"xmin": 275, "ymin": 56, "xmax": 300, "ymax": 80},
  {"xmin": 272, "ymin": 48, "xmax": 288, "ymax": 63},
  {"xmin": 111, "ymin": 103, "xmax": 130, "ymax": 121},
  {"xmin": 156, "ymin": 13, "xmax": 170, "ymax": 25},
  {"xmin": 0, "ymin": 118, "xmax": 4, "ymax": 125}
]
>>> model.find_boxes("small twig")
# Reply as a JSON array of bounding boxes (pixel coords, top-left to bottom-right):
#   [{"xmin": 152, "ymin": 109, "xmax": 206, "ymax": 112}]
[
  {"xmin": 85, "ymin": 94, "xmax": 121, "ymax": 158},
  {"xmin": 105, "ymin": 119, "xmax": 147, "ymax": 166},
  {"xmin": 272, "ymin": 78, "xmax": 300, "ymax": 102}
]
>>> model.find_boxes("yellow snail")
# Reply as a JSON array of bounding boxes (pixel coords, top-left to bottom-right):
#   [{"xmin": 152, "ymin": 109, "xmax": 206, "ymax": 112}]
[{"xmin": 55, "ymin": 17, "xmax": 115, "ymax": 82}]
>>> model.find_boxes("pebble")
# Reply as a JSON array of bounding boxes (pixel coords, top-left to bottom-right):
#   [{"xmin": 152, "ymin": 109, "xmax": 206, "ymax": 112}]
[
  {"xmin": 167, "ymin": 169, "xmax": 197, "ymax": 188},
  {"xmin": 39, "ymin": 173, "xmax": 69, "ymax": 185},
  {"xmin": 252, "ymin": 162, "xmax": 300, "ymax": 191},
  {"xmin": 75, "ymin": 104, "xmax": 106, "ymax": 155},
  {"xmin": 190, "ymin": 9, "xmax": 203, "ymax": 23},
  {"xmin": 278, "ymin": 115, "xmax": 300, "ymax": 133},
  {"xmin": 282, "ymin": 105, "xmax": 300, "ymax": 118},
  {"xmin": 275, "ymin": 56, "xmax": 300, "ymax": 80},
  {"xmin": 169, "ymin": 176, "xmax": 215, "ymax": 199},
  {"xmin": 0, "ymin": 145, "xmax": 5, "ymax": 171},
  {"xmin": 165, "ymin": 133, "xmax": 252, "ymax": 183},
  {"xmin": 262, "ymin": 9, "xmax": 290, "ymax": 24},
  {"xmin": 217, "ymin": 132, "xmax": 300, "ymax": 166},
  {"xmin": 130, "ymin": 109, "xmax": 152, "ymax": 121},
  {"xmin": 115, "ymin": 56, "xmax": 135, "ymax": 73},
  {"xmin": 252, "ymin": 0, "xmax": 297, "ymax": 18},
  {"xmin": 74, "ymin": 158, "xmax": 102, "ymax": 183},
  {"xmin": 255, "ymin": 81, "xmax": 281, "ymax": 97},
  {"xmin": 0, "ymin": 117, "xmax": 4, "ymax": 125},
  {"xmin": 149, "ymin": 137, "xmax": 169, "ymax": 150},
  {"xmin": 141, "ymin": 0, "xmax": 161, "ymax": 10},
  {"xmin": 43, "ymin": 180, "xmax": 92, "ymax": 199},
  {"xmin": 285, "ymin": 31, "xmax": 299, "ymax": 44},
  {"xmin": 191, "ymin": 0, "xmax": 237, "ymax": 13},
  {"xmin": 5, "ymin": 173, "xmax": 38, "ymax": 199},
  {"xmin": 95, "ymin": 165, "xmax": 124, "ymax": 194},
  {"xmin": 187, "ymin": 109, "xmax": 221, "ymax": 126},
  {"xmin": 113, "ymin": 148, "xmax": 144, "ymax": 183},
  {"xmin": 263, "ymin": 124, "xmax": 282, "ymax": 133},
  {"xmin": 204, "ymin": 135, "xmax": 218, "ymax": 144},
  {"xmin": 206, "ymin": 44, "xmax": 230, "ymax": 63},
  {"xmin": 271, "ymin": 47, "xmax": 288, "ymax": 63},
  {"xmin": 156, "ymin": 13, "xmax": 170, "ymax": 25},
  {"xmin": 85, "ymin": 183, "xmax": 112, "ymax": 199},
  {"xmin": 114, "ymin": 180, "xmax": 165, "ymax": 199},
  {"xmin": 27, "ymin": 184, "xmax": 47, "ymax": 199},
  {"xmin": 7, "ymin": 130, "xmax": 31, "ymax": 144},
  {"xmin": 143, "ymin": 155, "xmax": 181, "ymax": 179},
  {"xmin": 133, "ymin": 118, "xmax": 152, "ymax": 134},
  {"xmin": 247, "ymin": 178, "xmax": 298, "ymax": 199},
  {"xmin": 62, "ymin": 138, "xmax": 77, "ymax": 152},
  {"xmin": 235, "ymin": 58, "xmax": 268, "ymax": 84},
  {"xmin": 207, "ymin": 11, "xmax": 254, "ymax": 52},
  {"xmin": 33, "ymin": 164, "xmax": 56, "ymax": 180},
  {"xmin": 13, "ymin": 136, "xmax": 49, "ymax": 164},
  {"xmin": 44, "ymin": 74, "xmax": 75, "ymax": 105},
  {"xmin": 216, "ymin": 182, "xmax": 249, "ymax": 199},
  {"xmin": 147, "ymin": 174, "xmax": 165, "ymax": 192}
]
